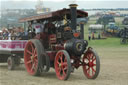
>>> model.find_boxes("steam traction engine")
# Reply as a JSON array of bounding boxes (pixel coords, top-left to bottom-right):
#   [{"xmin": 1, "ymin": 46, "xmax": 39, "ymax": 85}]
[{"xmin": 20, "ymin": 4, "xmax": 100, "ymax": 80}]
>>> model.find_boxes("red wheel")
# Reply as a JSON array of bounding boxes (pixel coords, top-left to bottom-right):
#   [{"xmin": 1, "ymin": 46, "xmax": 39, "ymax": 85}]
[
  {"xmin": 82, "ymin": 48, "xmax": 100, "ymax": 79},
  {"xmin": 54, "ymin": 50, "xmax": 71, "ymax": 80},
  {"xmin": 24, "ymin": 40, "xmax": 41, "ymax": 76}
]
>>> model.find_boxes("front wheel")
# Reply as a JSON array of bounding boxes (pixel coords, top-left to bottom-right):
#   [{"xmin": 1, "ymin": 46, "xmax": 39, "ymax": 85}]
[
  {"xmin": 54, "ymin": 50, "xmax": 71, "ymax": 80},
  {"xmin": 120, "ymin": 38, "xmax": 126, "ymax": 44},
  {"xmin": 82, "ymin": 47, "xmax": 100, "ymax": 79}
]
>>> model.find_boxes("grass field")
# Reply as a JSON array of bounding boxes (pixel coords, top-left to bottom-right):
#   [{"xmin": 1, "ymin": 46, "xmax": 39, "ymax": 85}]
[
  {"xmin": 83, "ymin": 17, "xmax": 128, "ymax": 48},
  {"xmin": 88, "ymin": 38, "xmax": 128, "ymax": 48}
]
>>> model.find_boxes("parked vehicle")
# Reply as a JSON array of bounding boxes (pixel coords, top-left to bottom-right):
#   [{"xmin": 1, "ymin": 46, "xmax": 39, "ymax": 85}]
[
  {"xmin": 120, "ymin": 26, "xmax": 128, "ymax": 44},
  {"xmin": 106, "ymin": 22, "xmax": 120, "ymax": 36},
  {"xmin": 122, "ymin": 16, "xmax": 128, "ymax": 25},
  {"xmin": 0, "ymin": 40, "xmax": 27, "ymax": 70}
]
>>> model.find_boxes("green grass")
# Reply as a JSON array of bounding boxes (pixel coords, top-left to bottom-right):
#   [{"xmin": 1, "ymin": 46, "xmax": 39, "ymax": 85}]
[
  {"xmin": 83, "ymin": 17, "xmax": 128, "ymax": 48},
  {"xmin": 87, "ymin": 37, "xmax": 128, "ymax": 48}
]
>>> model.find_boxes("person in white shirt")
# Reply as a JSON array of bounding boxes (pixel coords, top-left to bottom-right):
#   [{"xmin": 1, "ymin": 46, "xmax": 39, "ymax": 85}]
[
  {"xmin": 34, "ymin": 23, "xmax": 44, "ymax": 34},
  {"xmin": 8, "ymin": 27, "xmax": 13, "ymax": 40},
  {"xmin": 33, "ymin": 21, "xmax": 44, "ymax": 34}
]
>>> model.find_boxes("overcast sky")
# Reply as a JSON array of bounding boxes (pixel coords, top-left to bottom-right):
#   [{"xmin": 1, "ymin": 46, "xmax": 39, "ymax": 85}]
[{"xmin": 0, "ymin": 0, "xmax": 128, "ymax": 10}]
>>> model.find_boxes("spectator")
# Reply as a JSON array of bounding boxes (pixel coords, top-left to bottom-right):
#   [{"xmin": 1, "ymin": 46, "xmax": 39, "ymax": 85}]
[
  {"xmin": 8, "ymin": 27, "xmax": 12, "ymax": 40},
  {"xmin": 2, "ymin": 28, "xmax": 9, "ymax": 40},
  {"xmin": 8, "ymin": 29, "xmax": 16, "ymax": 40},
  {"xmin": 92, "ymin": 32, "xmax": 95, "ymax": 40},
  {"xmin": 88, "ymin": 32, "xmax": 91, "ymax": 41},
  {"xmin": 98, "ymin": 32, "xmax": 101, "ymax": 39},
  {"xmin": 0, "ymin": 30, "xmax": 2, "ymax": 40},
  {"xmin": 8, "ymin": 27, "xmax": 16, "ymax": 40},
  {"xmin": 16, "ymin": 27, "xmax": 25, "ymax": 40}
]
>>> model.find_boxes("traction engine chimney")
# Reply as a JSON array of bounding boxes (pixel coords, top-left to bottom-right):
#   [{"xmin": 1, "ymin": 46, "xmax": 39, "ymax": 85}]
[{"xmin": 69, "ymin": 4, "xmax": 78, "ymax": 31}]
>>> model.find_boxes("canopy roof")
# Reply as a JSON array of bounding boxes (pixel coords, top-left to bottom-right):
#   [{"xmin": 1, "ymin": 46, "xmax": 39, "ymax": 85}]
[{"xmin": 19, "ymin": 9, "xmax": 88, "ymax": 23}]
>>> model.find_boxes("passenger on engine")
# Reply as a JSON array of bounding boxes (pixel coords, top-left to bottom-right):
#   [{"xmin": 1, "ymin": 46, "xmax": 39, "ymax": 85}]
[
  {"xmin": 44, "ymin": 21, "xmax": 55, "ymax": 34},
  {"xmin": 32, "ymin": 20, "xmax": 44, "ymax": 39},
  {"xmin": 33, "ymin": 20, "xmax": 44, "ymax": 34},
  {"xmin": 64, "ymin": 26, "xmax": 72, "ymax": 32}
]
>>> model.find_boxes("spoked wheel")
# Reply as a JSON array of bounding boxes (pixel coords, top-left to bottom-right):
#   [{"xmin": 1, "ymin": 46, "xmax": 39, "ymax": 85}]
[
  {"xmin": 120, "ymin": 38, "xmax": 126, "ymax": 44},
  {"xmin": 7, "ymin": 56, "xmax": 15, "ymax": 70},
  {"xmin": 54, "ymin": 50, "xmax": 71, "ymax": 80},
  {"xmin": 82, "ymin": 47, "xmax": 100, "ymax": 79},
  {"xmin": 24, "ymin": 40, "xmax": 42, "ymax": 76}
]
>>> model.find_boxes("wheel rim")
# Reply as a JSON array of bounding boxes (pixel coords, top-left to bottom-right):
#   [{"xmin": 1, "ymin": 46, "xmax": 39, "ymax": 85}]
[
  {"xmin": 83, "ymin": 50, "xmax": 98, "ymax": 79},
  {"xmin": 7, "ymin": 58, "xmax": 12, "ymax": 69},
  {"xmin": 8, "ymin": 59, "xmax": 11, "ymax": 66},
  {"xmin": 24, "ymin": 41, "xmax": 38, "ymax": 75},
  {"xmin": 55, "ymin": 51, "xmax": 70, "ymax": 80},
  {"xmin": 7, "ymin": 57, "xmax": 15, "ymax": 70}
]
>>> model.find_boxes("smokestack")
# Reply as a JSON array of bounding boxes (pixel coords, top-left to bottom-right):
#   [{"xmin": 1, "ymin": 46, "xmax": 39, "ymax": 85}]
[{"xmin": 69, "ymin": 4, "xmax": 78, "ymax": 30}]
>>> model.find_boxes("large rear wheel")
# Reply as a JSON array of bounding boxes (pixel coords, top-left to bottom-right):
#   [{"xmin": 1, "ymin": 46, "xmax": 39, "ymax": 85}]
[
  {"xmin": 54, "ymin": 50, "xmax": 71, "ymax": 80},
  {"xmin": 82, "ymin": 47, "xmax": 100, "ymax": 79},
  {"xmin": 24, "ymin": 40, "xmax": 42, "ymax": 76}
]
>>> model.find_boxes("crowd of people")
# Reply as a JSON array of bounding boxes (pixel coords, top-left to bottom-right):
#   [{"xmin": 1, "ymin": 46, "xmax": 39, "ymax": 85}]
[
  {"xmin": 0, "ymin": 21, "xmax": 61, "ymax": 40},
  {"xmin": 0, "ymin": 27, "xmax": 27, "ymax": 40}
]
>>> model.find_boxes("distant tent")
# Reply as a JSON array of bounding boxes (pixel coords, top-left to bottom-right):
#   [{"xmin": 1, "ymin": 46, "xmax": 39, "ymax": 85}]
[{"xmin": 89, "ymin": 24, "xmax": 104, "ymax": 33}]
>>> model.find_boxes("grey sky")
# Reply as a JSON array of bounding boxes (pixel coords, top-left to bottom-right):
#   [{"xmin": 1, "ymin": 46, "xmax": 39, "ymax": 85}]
[{"xmin": 0, "ymin": 0, "xmax": 128, "ymax": 10}]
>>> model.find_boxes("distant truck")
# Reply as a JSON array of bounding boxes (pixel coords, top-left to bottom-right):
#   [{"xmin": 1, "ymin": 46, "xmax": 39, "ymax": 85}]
[
  {"xmin": 122, "ymin": 16, "xmax": 128, "ymax": 25},
  {"xmin": 106, "ymin": 22, "xmax": 120, "ymax": 34},
  {"xmin": 96, "ymin": 14, "xmax": 115, "ymax": 25},
  {"xmin": 120, "ymin": 26, "xmax": 128, "ymax": 44}
]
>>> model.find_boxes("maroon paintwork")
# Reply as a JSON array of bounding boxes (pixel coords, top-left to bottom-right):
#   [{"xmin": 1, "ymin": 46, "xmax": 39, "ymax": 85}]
[{"xmin": 19, "ymin": 9, "xmax": 88, "ymax": 22}]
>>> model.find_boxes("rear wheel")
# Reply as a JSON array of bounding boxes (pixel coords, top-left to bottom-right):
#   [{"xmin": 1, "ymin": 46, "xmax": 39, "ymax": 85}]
[
  {"xmin": 24, "ymin": 40, "xmax": 42, "ymax": 76},
  {"xmin": 54, "ymin": 50, "xmax": 71, "ymax": 80},
  {"xmin": 82, "ymin": 47, "xmax": 100, "ymax": 79}
]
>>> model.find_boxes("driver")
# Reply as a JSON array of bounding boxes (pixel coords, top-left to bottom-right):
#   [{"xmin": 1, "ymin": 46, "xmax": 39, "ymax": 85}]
[
  {"xmin": 64, "ymin": 27, "xmax": 72, "ymax": 32},
  {"xmin": 32, "ymin": 20, "xmax": 44, "ymax": 39}
]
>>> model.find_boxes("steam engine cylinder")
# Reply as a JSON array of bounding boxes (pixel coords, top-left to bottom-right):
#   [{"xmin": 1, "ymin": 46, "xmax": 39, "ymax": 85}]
[{"xmin": 64, "ymin": 39, "xmax": 88, "ymax": 56}]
